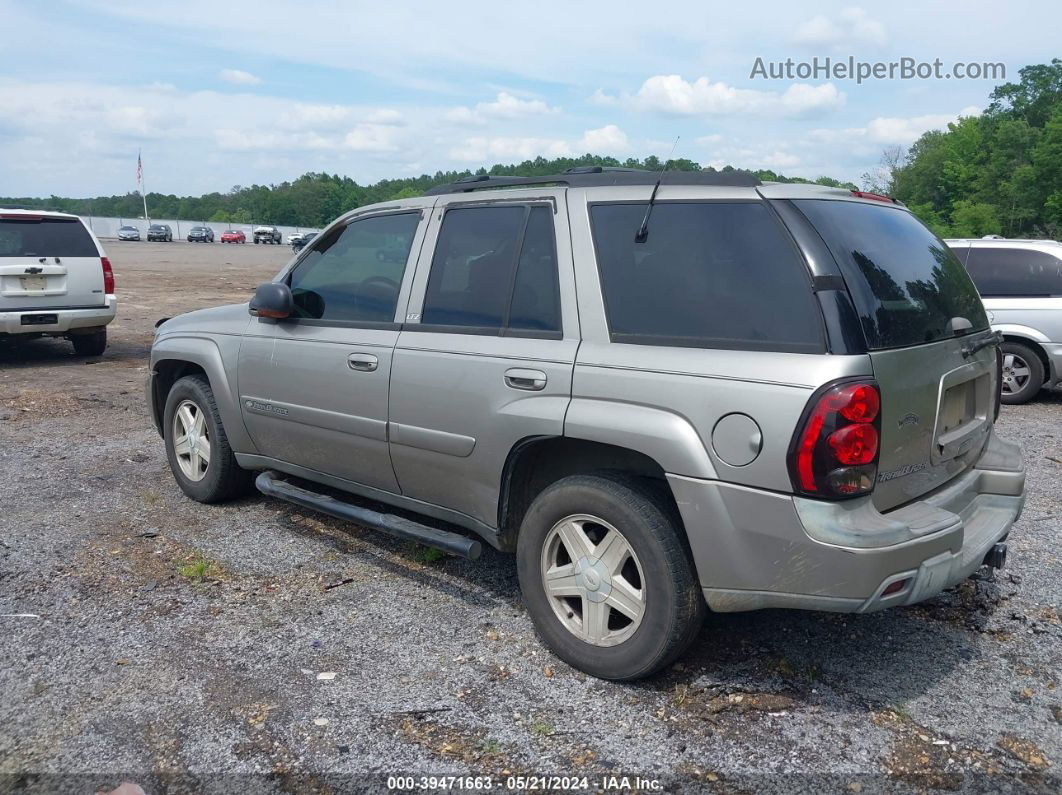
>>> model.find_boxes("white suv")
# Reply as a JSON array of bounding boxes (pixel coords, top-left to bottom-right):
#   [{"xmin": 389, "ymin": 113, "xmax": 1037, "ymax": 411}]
[{"xmin": 0, "ymin": 209, "xmax": 116, "ymax": 356}]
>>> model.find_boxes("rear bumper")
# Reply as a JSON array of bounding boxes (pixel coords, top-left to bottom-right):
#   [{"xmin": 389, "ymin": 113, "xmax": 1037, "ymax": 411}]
[
  {"xmin": 0, "ymin": 296, "xmax": 116, "ymax": 336},
  {"xmin": 669, "ymin": 430, "xmax": 1025, "ymax": 614}
]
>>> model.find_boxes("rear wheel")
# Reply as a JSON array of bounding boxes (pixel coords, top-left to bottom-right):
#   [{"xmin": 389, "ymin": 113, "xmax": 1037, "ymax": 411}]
[
  {"xmin": 71, "ymin": 328, "xmax": 106, "ymax": 356},
  {"xmin": 1000, "ymin": 341, "xmax": 1044, "ymax": 405},
  {"xmin": 163, "ymin": 375, "xmax": 252, "ymax": 503},
  {"xmin": 516, "ymin": 474, "xmax": 705, "ymax": 680}
]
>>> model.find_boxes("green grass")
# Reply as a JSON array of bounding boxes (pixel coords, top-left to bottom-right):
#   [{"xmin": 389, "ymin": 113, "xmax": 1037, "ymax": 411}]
[
  {"xmin": 178, "ymin": 551, "xmax": 222, "ymax": 582},
  {"xmin": 480, "ymin": 738, "xmax": 503, "ymax": 755},
  {"xmin": 409, "ymin": 544, "xmax": 447, "ymax": 565},
  {"xmin": 530, "ymin": 719, "xmax": 554, "ymax": 736}
]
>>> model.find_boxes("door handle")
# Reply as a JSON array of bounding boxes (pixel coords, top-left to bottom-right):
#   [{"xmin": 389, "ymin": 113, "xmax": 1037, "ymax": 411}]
[
  {"xmin": 504, "ymin": 368, "xmax": 547, "ymax": 391},
  {"xmin": 347, "ymin": 353, "xmax": 379, "ymax": 372}
]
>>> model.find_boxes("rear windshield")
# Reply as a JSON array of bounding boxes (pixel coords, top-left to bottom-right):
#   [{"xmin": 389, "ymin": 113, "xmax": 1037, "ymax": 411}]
[
  {"xmin": 589, "ymin": 202, "xmax": 824, "ymax": 352},
  {"xmin": 0, "ymin": 217, "xmax": 97, "ymax": 257},
  {"xmin": 795, "ymin": 200, "xmax": 988, "ymax": 349}
]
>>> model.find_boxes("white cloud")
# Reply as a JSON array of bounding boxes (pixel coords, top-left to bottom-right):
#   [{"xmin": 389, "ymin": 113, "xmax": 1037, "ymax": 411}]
[
  {"xmin": 450, "ymin": 135, "xmax": 573, "ymax": 162},
  {"xmin": 602, "ymin": 75, "xmax": 845, "ymax": 118},
  {"xmin": 792, "ymin": 7, "xmax": 887, "ymax": 49},
  {"xmin": 218, "ymin": 68, "xmax": 262, "ymax": 85},
  {"xmin": 577, "ymin": 124, "xmax": 630, "ymax": 153},
  {"xmin": 811, "ymin": 105, "xmax": 981, "ymax": 146},
  {"xmin": 696, "ymin": 134, "xmax": 724, "ymax": 145},
  {"xmin": 445, "ymin": 91, "xmax": 557, "ymax": 125}
]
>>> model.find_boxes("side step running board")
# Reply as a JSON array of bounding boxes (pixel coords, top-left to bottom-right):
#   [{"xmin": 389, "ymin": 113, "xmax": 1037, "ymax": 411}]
[{"xmin": 255, "ymin": 470, "xmax": 482, "ymax": 560}]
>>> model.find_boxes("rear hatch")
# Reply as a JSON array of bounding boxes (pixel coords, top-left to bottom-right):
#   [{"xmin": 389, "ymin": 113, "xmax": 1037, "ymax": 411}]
[
  {"xmin": 0, "ymin": 213, "xmax": 105, "ymax": 311},
  {"xmin": 794, "ymin": 198, "xmax": 997, "ymax": 511}
]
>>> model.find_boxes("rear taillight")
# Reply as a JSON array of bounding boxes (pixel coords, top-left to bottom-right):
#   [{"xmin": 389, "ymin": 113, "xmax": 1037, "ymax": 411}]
[
  {"xmin": 788, "ymin": 380, "xmax": 881, "ymax": 499},
  {"xmin": 101, "ymin": 256, "xmax": 115, "ymax": 294}
]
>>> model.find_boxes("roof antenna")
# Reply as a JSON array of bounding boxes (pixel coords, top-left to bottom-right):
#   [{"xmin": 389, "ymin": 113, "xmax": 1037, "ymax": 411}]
[{"xmin": 635, "ymin": 136, "xmax": 679, "ymax": 243}]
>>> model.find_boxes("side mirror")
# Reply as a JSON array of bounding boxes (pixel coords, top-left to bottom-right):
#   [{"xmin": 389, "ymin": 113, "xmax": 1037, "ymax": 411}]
[{"xmin": 250, "ymin": 282, "xmax": 293, "ymax": 319}]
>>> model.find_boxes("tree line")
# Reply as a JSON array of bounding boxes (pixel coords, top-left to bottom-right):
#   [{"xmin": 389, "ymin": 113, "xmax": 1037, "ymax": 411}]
[
  {"xmin": 880, "ymin": 59, "xmax": 1062, "ymax": 239},
  {"xmin": 0, "ymin": 156, "xmax": 853, "ymax": 228}
]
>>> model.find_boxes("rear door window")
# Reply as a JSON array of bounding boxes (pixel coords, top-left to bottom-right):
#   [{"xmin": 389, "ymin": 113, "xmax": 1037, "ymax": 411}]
[
  {"xmin": 0, "ymin": 217, "xmax": 97, "ymax": 257},
  {"xmin": 589, "ymin": 202, "xmax": 823, "ymax": 352},
  {"xmin": 795, "ymin": 200, "xmax": 988, "ymax": 349},
  {"xmin": 422, "ymin": 205, "xmax": 561, "ymax": 334},
  {"xmin": 965, "ymin": 247, "xmax": 1062, "ymax": 296}
]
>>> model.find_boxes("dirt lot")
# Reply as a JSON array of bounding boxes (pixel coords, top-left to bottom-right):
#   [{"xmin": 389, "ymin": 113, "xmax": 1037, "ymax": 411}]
[{"xmin": 1, "ymin": 241, "xmax": 1060, "ymax": 793}]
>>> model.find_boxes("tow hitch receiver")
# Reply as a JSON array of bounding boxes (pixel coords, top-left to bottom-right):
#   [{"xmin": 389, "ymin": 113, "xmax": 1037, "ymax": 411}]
[{"xmin": 983, "ymin": 542, "xmax": 1007, "ymax": 570}]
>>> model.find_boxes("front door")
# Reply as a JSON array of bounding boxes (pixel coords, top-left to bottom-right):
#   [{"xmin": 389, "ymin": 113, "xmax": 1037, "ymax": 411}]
[
  {"xmin": 238, "ymin": 208, "xmax": 429, "ymax": 492},
  {"xmin": 387, "ymin": 192, "xmax": 579, "ymax": 527}
]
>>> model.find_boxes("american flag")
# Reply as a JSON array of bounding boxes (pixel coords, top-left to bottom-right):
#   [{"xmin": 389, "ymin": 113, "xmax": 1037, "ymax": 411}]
[{"xmin": 136, "ymin": 152, "xmax": 143, "ymax": 186}]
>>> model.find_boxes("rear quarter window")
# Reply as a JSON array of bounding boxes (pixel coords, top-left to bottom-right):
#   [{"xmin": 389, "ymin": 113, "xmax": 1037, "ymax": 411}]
[
  {"xmin": 795, "ymin": 200, "xmax": 988, "ymax": 349},
  {"xmin": 590, "ymin": 201, "xmax": 824, "ymax": 352},
  {"xmin": 965, "ymin": 247, "xmax": 1062, "ymax": 296},
  {"xmin": 0, "ymin": 217, "xmax": 98, "ymax": 257}
]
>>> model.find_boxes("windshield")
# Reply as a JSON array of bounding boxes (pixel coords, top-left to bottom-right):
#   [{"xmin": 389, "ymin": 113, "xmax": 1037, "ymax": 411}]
[
  {"xmin": 794, "ymin": 199, "xmax": 988, "ymax": 350},
  {"xmin": 151, "ymin": 225, "xmax": 164, "ymax": 230}
]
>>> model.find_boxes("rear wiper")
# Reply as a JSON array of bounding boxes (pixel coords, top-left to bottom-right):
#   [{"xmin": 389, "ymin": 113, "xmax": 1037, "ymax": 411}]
[{"xmin": 961, "ymin": 330, "xmax": 1003, "ymax": 358}]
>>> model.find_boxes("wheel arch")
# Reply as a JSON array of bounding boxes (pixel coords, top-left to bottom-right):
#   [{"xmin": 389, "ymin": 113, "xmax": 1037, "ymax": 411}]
[
  {"xmin": 149, "ymin": 335, "xmax": 256, "ymax": 454},
  {"xmin": 497, "ymin": 436, "xmax": 685, "ymax": 552}
]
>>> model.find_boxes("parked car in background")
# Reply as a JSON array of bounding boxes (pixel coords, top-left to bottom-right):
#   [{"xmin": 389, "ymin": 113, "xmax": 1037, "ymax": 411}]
[
  {"xmin": 254, "ymin": 225, "xmax": 282, "ymax": 245},
  {"xmin": 291, "ymin": 231, "xmax": 316, "ymax": 252},
  {"xmin": 117, "ymin": 225, "xmax": 140, "ymax": 241},
  {"xmin": 147, "ymin": 224, "xmax": 173, "ymax": 242},
  {"xmin": 946, "ymin": 237, "xmax": 1062, "ymax": 404},
  {"xmin": 287, "ymin": 231, "xmax": 307, "ymax": 245},
  {"xmin": 221, "ymin": 229, "xmax": 246, "ymax": 244},
  {"xmin": 187, "ymin": 226, "xmax": 215, "ymax": 243},
  {"xmin": 147, "ymin": 170, "xmax": 1024, "ymax": 680},
  {"xmin": 1, "ymin": 208, "xmax": 115, "ymax": 355}
]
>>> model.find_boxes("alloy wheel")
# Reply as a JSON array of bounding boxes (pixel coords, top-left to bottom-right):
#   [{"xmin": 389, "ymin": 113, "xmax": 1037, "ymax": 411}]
[
  {"xmin": 540, "ymin": 514, "xmax": 646, "ymax": 647},
  {"xmin": 1001, "ymin": 353, "xmax": 1031, "ymax": 395},
  {"xmin": 172, "ymin": 399, "xmax": 211, "ymax": 481}
]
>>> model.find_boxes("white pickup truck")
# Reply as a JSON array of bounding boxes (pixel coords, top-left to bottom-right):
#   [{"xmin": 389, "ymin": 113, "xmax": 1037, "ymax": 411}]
[
  {"xmin": 253, "ymin": 225, "xmax": 282, "ymax": 245},
  {"xmin": 0, "ymin": 209, "xmax": 115, "ymax": 355}
]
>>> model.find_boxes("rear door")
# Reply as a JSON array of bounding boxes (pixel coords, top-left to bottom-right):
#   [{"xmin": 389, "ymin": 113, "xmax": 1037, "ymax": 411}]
[
  {"xmin": 794, "ymin": 199, "xmax": 997, "ymax": 510},
  {"xmin": 964, "ymin": 245, "xmax": 1062, "ymax": 344},
  {"xmin": 0, "ymin": 213, "xmax": 105, "ymax": 310},
  {"xmin": 387, "ymin": 192, "xmax": 577, "ymax": 528}
]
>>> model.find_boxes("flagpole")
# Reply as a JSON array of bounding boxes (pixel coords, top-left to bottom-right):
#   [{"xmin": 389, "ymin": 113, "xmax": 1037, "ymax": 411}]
[{"xmin": 138, "ymin": 150, "xmax": 150, "ymax": 224}]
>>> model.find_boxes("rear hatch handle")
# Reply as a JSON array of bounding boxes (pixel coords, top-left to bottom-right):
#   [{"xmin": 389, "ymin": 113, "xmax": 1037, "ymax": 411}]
[{"xmin": 961, "ymin": 330, "xmax": 1003, "ymax": 358}]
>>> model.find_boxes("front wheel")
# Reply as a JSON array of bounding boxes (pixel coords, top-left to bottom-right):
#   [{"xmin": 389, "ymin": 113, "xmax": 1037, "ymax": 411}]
[
  {"xmin": 1000, "ymin": 341, "xmax": 1045, "ymax": 405},
  {"xmin": 516, "ymin": 474, "xmax": 705, "ymax": 680},
  {"xmin": 163, "ymin": 375, "xmax": 252, "ymax": 503}
]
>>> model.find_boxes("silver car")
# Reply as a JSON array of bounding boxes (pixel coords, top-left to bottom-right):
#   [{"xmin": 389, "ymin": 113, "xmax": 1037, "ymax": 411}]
[
  {"xmin": 147, "ymin": 170, "xmax": 1025, "ymax": 680},
  {"xmin": 946, "ymin": 237, "xmax": 1062, "ymax": 404}
]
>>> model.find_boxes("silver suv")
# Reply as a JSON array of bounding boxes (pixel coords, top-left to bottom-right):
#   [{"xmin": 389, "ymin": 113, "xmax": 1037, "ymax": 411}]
[
  {"xmin": 147, "ymin": 170, "xmax": 1025, "ymax": 680},
  {"xmin": 946, "ymin": 237, "xmax": 1062, "ymax": 404}
]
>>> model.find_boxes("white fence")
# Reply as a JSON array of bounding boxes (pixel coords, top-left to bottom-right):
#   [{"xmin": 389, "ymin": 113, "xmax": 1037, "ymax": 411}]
[{"xmin": 82, "ymin": 216, "xmax": 318, "ymax": 241}]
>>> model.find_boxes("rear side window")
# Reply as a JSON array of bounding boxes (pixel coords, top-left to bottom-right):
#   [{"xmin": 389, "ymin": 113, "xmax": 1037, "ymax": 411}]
[
  {"xmin": 590, "ymin": 202, "xmax": 823, "ymax": 352},
  {"xmin": 287, "ymin": 212, "xmax": 420, "ymax": 323},
  {"xmin": 0, "ymin": 217, "xmax": 97, "ymax": 257},
  {"xmin": 422, "ymin": 205, "xmax": 561, "ymax": 334},
  {"xmin": 795, "ymin": 200, "xmax": 988, "ymax": 349},
  {"xmin": 965, "ymin": 247, "xmax": 1062, "ymax": 296}
]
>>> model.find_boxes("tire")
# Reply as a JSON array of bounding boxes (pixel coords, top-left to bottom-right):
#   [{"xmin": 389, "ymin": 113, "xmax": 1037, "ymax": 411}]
[
  {"xmin": 516, "ymin": 474, "xmax": 705, "ymax": 680},
  {"xmin": 1000, "ymin": 341, "xmax": 1044, "ymax": 405},
  {"xmin": 71, "ymin": 328, "xmax": 107, "ymax": 356},
  {"xmin": 163, "ymin": 374, "xmax": 253, "ymax": 503}
]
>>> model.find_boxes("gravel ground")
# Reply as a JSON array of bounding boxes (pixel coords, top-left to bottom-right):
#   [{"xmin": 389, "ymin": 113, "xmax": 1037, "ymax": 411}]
[{"xmin": 0, "ymin": 242, "xmax": 1060, "ymax": 794}]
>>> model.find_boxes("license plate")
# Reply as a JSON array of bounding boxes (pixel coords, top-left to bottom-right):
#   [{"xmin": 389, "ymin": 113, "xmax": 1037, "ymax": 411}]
[
  {"xmin": 21, "ymin": 314, "xmax": 57, "ymax": 326},
  {"xmin": 19, "ymin": 275, "xmax": 46, "ymax": 290}
]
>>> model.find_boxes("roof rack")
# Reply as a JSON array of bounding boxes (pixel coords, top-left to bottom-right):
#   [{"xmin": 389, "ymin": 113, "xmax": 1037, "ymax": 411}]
[{"xmin": 424, "ymin": 167, "xmax": 761, "ymax": 195}]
